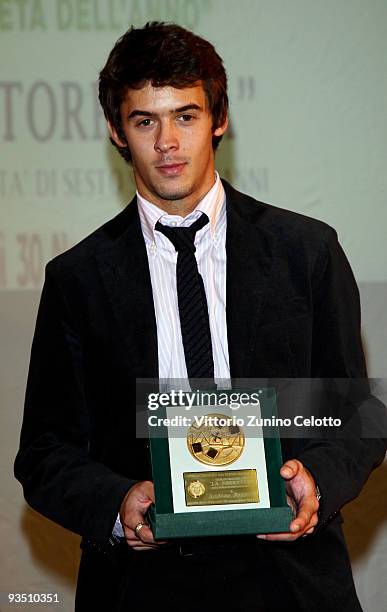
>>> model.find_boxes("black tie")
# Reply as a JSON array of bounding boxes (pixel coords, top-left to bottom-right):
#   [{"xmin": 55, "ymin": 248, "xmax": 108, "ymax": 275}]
[{"xmin": 155, "ymin": 214, "xmax": 215, "ymax": 387}]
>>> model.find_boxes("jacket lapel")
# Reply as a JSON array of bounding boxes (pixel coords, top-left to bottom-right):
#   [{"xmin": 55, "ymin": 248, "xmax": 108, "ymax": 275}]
[
  {"xmin": 95, "ymin": 199, "xmax": 158, "ymax": 378},
  {"xmin": 224, "ymin": 181, "xmax": 276, "ymax": 378}
]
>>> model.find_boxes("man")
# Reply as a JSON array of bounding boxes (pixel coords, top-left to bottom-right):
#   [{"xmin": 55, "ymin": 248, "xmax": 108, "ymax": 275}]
[{"xmin": 15, "ymin": 22, "xmax": 386, "ymax": 611}]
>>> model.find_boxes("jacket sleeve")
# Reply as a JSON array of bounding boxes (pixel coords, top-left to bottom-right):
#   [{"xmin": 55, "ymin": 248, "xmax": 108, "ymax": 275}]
[
  {"xmin": 14, "ymin": 262, "xmax": 136, "ymax": 543},
  {"xmin": 297, "ymin": 227, "xmax": 386, "ymax": 527}
]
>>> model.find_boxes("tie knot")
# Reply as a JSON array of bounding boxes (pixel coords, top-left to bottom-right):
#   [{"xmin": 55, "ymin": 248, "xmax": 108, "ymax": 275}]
[{"xmin": 155, "ymin": 213, "xmax": 209, "ymax": 253}]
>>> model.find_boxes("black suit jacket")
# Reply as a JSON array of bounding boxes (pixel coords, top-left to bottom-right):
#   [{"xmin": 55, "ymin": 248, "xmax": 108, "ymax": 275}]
[{"xmin": 15, "ymin": 180, "xmax": 386, "ymax": 610}]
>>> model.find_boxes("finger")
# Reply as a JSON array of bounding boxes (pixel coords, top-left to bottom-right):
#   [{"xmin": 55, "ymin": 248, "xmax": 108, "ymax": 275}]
[
  {"xmin": 126, "ymin": 531, "xmax": 157, "ymax": 545},
  {"xmin": 127, "ymin": 538, "xmax": 160, "ymax": 548},
  {"xmin": 121, "ymin": 513, "xmax": 151, "ymax": 536},
  {"xmin": 308, "ymin": 513, "xmax": 319, "ymax": 528},
  {"xmin": 126, "ymin": 538, "xmax": 157, "ymax": 547},
  {"xmin": 290, "ymin": 497, "xmax": 318, "ymax": 532},
  {"xmin": 257, "ymin": 526, "xmax": 314, "ymax": 542},
  {"xmin": 136, "ymin": 481, "xmax": 155, "ymax": 503},
  {"xmin": 290, "ymin": 509, "xmax": 313, "ymax": 532},
  {"xmin": 125, "ymin": 524, "xmax": 155, "ymax": 544},
  {"xmin": 122, "ymin": 502, "xmax": 153, "ymax": 534},
  {"xmin": 126, "ymin": 535, "xmax": 168, "ymax": 550},
  {"xmin": 257, "ymin": 510, "xmax": 318, "ymax": 542},
  {"xmin": 291, "ymin": 510, "xmax": 318, "ymax": 534},
  {"xmin": 136, "ymin": 525, "xmax": 155, "ymax": 544},
  {"xmin": 257, "ymin": 532, "xmax": 299, "ymax": 542},
  {"xmin": 134, "ymin": 497, "xmax": 154, "ymax": 515},
  {"xmin": 280, "ymin": 459, "xmax": 301, "ymax": 480},
  {"xmin": 130, "ymin": 523, "xmax": 168, "ymax": 546},
  {"xmin": 289, "ymin": 512, "xmax": 318, "ymax": 537},
  {"xmin": 125, "ymin": 534, "xmax": 168, "ymax": 547},
  {"xmin": 133, "ymin": 536, "xmax": 168, "ymax": 547}
]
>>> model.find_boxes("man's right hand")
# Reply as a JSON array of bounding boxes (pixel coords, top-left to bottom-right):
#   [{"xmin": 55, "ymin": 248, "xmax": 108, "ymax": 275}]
[{"xmin": 119, "ymin": 480, "xmax": 167, "ymax": 551}]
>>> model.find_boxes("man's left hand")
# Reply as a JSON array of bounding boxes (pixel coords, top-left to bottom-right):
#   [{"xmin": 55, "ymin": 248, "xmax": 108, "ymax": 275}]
[{"xmin": 256, "ymin": 459, "xmax": 319, "ymax": 542}]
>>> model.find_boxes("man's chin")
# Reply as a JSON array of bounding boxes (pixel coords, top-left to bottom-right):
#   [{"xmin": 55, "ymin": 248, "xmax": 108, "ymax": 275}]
[
  {"xmin": 152, "ymin": 184, "xmax": 193, "ymax": 202},
  {"xmin": 157, "ymin": 191, "xmax": 191, "ymax": 202}
]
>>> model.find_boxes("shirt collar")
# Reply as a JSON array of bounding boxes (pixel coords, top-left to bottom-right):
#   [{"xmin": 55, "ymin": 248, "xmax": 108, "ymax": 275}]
[{"xmin": 137, "ymin": 171, "xmax": 225, "ymax": 245}]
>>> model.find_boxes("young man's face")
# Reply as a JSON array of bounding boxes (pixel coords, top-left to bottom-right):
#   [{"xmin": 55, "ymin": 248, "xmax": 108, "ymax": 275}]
[{"xmin": 108, "ymin": 82, "xmax": 227, "ymax": 215}]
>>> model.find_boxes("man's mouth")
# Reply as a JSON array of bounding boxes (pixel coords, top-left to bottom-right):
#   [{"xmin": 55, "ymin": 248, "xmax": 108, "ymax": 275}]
[{"xmin": 155, "ymin": 162, "xmax": 187, "ymax": 176}]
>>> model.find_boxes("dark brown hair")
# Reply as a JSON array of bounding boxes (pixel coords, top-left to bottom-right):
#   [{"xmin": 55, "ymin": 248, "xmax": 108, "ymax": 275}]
[{"xmin": 99, "ymin": 22, "xmax": 228, "ymax": 163}]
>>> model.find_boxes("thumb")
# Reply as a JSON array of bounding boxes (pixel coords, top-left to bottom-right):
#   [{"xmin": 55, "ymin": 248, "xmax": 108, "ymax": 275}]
[
  {"xmin": 280, "ymin": 459, "xmax": 301, "ymax": 480},
  {"xmin": 135, "ymin": 481, "xmax": 155, "ymax": 503}
]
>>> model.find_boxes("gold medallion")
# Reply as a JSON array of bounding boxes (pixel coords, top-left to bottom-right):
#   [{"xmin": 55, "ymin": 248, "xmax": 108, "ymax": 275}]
[
  {"xmin": 187, "ymin": 413, "xmax": 245, "ymax": 466},
  {"xmin": 187, "ymin": 480, "xmax": 206, "ymax": 499}
]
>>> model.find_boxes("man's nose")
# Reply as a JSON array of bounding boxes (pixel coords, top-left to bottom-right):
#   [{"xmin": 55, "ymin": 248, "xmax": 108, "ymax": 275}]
[{"xmin": 154, "ymin": 121, "xmax": 179, "ymax": 154}]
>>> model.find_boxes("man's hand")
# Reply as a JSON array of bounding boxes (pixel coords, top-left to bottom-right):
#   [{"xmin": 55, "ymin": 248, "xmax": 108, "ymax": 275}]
[
  {"xmin": 120, "ymin": 480, "xmax": 166, "ymax": 551},
  {"xmin": 256, "ymin": 459, "xmax": 319, "ymax": 542}
]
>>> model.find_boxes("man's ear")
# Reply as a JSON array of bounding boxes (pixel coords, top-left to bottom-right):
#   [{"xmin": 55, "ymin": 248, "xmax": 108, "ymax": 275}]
[
  {"xmin": 107, "ymin": 120, "xmax": 127, "ymax": 148},
  {"xmin": 213, "ymin": 113, "xmax": 229, "ymax": 138}
]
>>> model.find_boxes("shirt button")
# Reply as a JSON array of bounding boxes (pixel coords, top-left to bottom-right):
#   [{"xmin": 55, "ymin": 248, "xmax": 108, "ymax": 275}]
[{"xmin": 170, "ymin": 221, "xmax": 177, "ymax": 227}]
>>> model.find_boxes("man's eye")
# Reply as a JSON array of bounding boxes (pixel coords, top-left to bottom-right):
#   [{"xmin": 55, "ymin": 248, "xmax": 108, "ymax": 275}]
[
  {"xmin": 138, "ymin": 118, "xmax": 153, "ymax": 127},
  {"xmin": 178, "ymin": 114, "xmax": 194, "ymax": 122}
]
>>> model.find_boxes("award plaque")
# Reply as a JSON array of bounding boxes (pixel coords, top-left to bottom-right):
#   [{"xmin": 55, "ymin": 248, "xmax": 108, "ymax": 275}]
[{"xmin": 146, "ymin": 387, "xmax": 292, "ymax": 539}]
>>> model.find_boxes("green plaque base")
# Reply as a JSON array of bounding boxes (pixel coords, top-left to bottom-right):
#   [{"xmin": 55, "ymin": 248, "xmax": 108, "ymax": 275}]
[{"xmin": 147, "ymin": 504, "xmax": 293, "ymax": 540}]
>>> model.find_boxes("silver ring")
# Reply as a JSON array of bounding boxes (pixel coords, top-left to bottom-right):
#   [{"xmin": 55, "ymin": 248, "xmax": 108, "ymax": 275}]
[{"xmin": 134, "ymin": 521, "xmax": 148, "ymax": 537}]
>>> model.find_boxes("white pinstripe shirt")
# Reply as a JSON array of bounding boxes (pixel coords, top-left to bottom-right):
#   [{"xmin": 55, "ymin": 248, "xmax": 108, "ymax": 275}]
[
  {"xmin": 137, "ymin": 172, "xmax": 230, "ymax": 385},
  {"xmin": 113, "ymin": 173, "xmax": 230, "ymax": 536}
]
